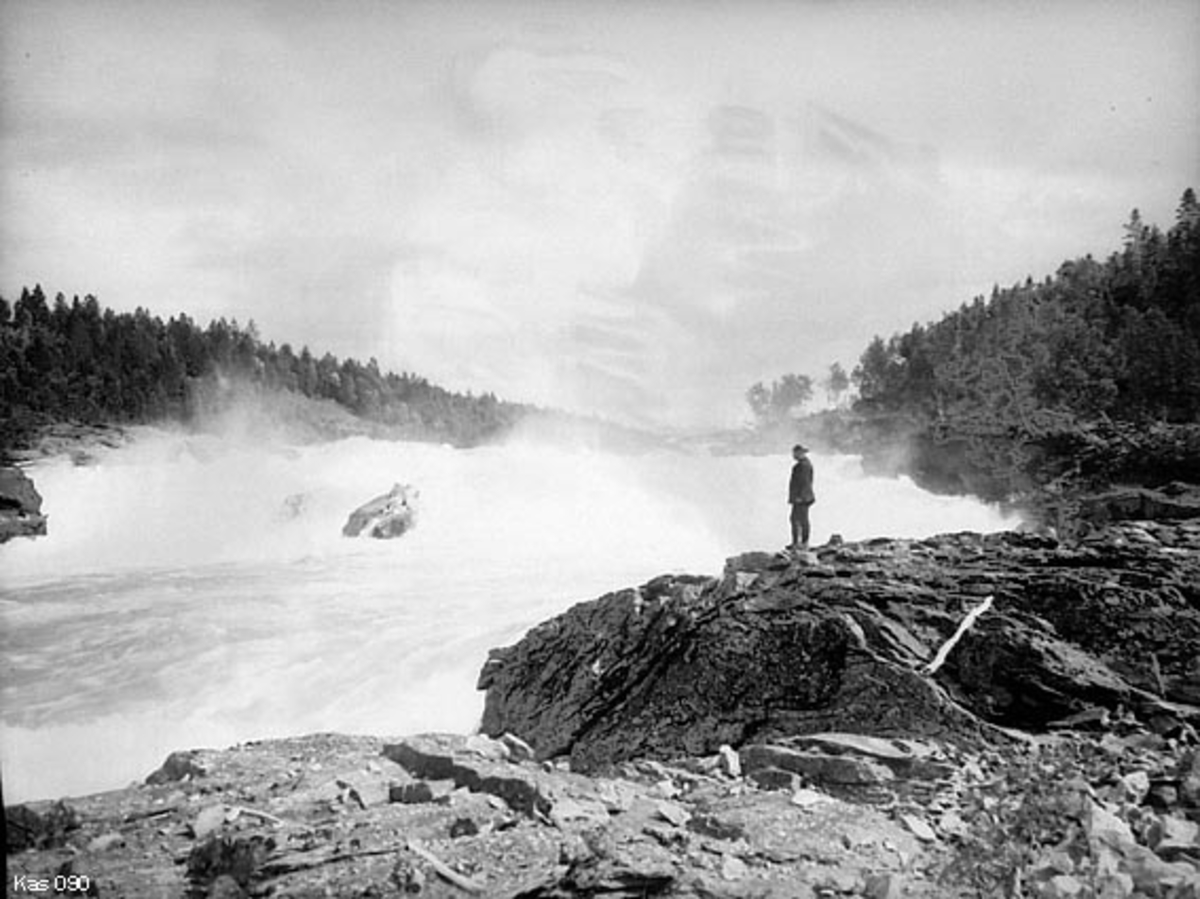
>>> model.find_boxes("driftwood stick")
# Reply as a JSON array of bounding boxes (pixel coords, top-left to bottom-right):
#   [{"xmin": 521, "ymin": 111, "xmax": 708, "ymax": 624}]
[
  {"xmin": 407, "ymin": 839, "xmax": 486, "ymax": 894},
  {"xmin": 229, "ymin": 805, "xmax": 288, "ymax": 827},
  {"xmin": 1149, "ymin": 653, "xmax": 1167, "ymax": 696},
  {"xmin": 921, "ymin": 595, "xmax": 994, "ymax": 676}
]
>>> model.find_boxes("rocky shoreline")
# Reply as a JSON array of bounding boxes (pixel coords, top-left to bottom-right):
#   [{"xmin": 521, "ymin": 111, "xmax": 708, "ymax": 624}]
[
  {"xmin": 0, "ymin": 466, "xmax": 46, "ymax": 543},
  {"xmin": 0, "ymin": 422, "xmax": 130, "ymax": 544},
  {"xmin": 7, "ymin": 522, "xmax": 1200, "ymax": 897}
]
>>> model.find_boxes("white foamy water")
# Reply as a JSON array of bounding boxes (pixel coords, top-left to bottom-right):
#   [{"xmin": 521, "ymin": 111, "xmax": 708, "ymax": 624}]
[{"xmin": 0, "ymin": 430, "xmax": 1015, "ymax": 802}]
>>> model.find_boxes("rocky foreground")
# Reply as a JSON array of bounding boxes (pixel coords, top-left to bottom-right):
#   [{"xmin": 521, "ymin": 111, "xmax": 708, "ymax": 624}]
[{"xmin": 7, "ymin": 522, "xmax": 1200, "ymax": 898}]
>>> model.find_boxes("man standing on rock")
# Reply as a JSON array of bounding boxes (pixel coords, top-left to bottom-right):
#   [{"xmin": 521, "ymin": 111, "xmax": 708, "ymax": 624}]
[{"xmin": 789, "ymin": 444, "xmax": 815, "ymax": 551}]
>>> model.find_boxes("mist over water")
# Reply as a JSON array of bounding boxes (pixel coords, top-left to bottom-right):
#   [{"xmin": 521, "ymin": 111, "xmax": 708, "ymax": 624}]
[{"xmin": 0, "ymin": 430, "xmax": 1014, "ymax": 802}]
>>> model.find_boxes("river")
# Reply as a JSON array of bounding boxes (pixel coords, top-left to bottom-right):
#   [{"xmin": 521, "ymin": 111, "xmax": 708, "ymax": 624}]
[{"xmin": 0, "ymin": 429, "xmax": 1014, "ymax": 802}]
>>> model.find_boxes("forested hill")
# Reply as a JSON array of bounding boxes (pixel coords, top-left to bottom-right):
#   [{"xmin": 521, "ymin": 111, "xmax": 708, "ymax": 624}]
[
  {"xmin": 846, "ymin": 189, "xmax": 1200, "ymax": 500},
  {"xmin": 854, "ymin": 189, "xmax": 1199, "ymax": 423},
  {"xmin": 0, "ymin": 290, "xmax": 533, "ymax": 456}
]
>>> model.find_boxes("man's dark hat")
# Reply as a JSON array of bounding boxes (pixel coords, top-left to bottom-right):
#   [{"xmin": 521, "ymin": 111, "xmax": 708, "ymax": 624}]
[{"xmin": 793, "ymin": 444, "xmax": 808, "ymax": 453}]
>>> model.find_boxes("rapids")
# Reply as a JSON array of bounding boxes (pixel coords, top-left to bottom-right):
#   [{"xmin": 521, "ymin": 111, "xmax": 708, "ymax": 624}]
[{"xmin": 0, "ymin": 429, "xmax": 1015, "ymax": 802}]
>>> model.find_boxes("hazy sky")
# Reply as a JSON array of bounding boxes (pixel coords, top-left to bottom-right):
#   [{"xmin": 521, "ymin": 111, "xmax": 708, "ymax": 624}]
[{"xmin": 3, "ymin": 0, "xmax": 1198, "ymax": 426}]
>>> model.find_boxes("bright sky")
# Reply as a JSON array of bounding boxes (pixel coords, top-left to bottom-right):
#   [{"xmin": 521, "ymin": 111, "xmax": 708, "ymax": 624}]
[{"xmin": 3, "ymin": 0, "xmax": 1197, "ymax": 427}]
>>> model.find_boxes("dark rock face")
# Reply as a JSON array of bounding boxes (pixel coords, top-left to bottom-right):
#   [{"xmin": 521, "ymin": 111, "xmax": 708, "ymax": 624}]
[
  {"xmin": 0, "ymin": 466, "xmax": 47, "ymax": 543},
  {"xmin": 6, "ymin": 800, "xmax": 80, "ymax": 852},
  {"xmin": 479, "ymin": 523, "xmax": 1200, "ymax": 771},
  {"xmin": 341, "ymin": 482, "xmax": 418, "ymax": 539},
  {"xmin": 1077, "ymin": 484, "xmax": 1200, "ymax": 526},
  {"xmin": 145, "ymin": 750, "xmax": 209, "ymax": 785}
]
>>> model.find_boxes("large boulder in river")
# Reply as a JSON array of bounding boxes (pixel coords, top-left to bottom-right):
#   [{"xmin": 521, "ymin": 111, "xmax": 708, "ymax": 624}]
[
  {"xmin": 478, "ymin": 523, "xmax": 1200, "ymax": 771},
  {"xmin": 0, "ymin": 466, "xmax": 47, "ymax": 543},
  {"xmin": 341, "ymin": 483, "xmax": 418, "ymax": 539}
]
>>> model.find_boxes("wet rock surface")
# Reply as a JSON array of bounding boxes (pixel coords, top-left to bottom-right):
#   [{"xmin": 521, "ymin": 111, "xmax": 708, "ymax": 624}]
[
  {"xmin": 0, "ymin": 466, "xmax": 47, "ymax": 543},
  {"xmin": 1, "ymin": 422, "xmax": 129, "ymax": 543},
  {"xmin": 3, "ymin": 421, "xmax": 130, "ymax": 468},
  {"xmin": 342, "ymin": 483, "xmax": 419, "ymax": 539}
]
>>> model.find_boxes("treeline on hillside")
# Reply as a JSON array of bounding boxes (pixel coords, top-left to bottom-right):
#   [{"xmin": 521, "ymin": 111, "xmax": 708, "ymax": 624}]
[
  {"xmin": 853, "ymin": 189, "xmax": 1200, "ymax": 426},
  {"xmin": 0, "ymin": 288, "xmax": 531, "ymax": 453},
  {"xmin": 845, "ymin": 189, "xmax": 1200, "ymax": 498}
]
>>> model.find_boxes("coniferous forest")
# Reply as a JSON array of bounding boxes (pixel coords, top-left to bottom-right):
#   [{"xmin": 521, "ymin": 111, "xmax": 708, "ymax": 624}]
[
  {"xmin": 852, "ymin": 189, "xmax": 1200, "ymax": 424},
  {"xmin": 844, "ymin": 189, "xmax": 1200, "ymax": 502},
  {"xmin": 0, "ymin": 291, "xmax": 532, "ymax": 457}
]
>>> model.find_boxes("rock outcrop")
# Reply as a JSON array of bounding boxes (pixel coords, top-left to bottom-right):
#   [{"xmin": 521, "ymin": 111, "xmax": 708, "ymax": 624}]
[
  {"xmin": 1077, "ymin": 483, "xmax": 1200, "ymax": 527},
  {"xmin": 479, "ymin": 522, "xmax": 1200, "ymax": 772},
  {"xmin": 0, "ymin": 466, "xmax": 47, "ymax": 543},
  {"xmin": 341, "ymin": 482, "xmax": 419, "ymax": 539}
]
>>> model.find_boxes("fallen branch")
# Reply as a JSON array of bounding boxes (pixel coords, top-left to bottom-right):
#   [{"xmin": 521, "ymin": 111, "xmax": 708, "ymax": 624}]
[
  {"xmin": 407, "ymin": 839, "xmax": 486, "ymax": 894},
  {"xmin": 228, "ymin": 805, "xmax": 288, "ymax": 827},
  {"xmin": 921, "ymin": 595, "xmax": 994, "ymax": 676},
  {"xmin": 1149, "ymin": 653, "xmax": 1167, "ymax": 697}
]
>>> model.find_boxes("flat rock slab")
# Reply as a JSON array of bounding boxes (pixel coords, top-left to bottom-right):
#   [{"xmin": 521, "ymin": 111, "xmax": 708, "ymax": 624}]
[
  {"xmin": 741, "ymin": 744, "xmax": 896, "ymax": 786},
  {"xmin": 785, "ymin": 733, "xmax": 956, "ymax": 780},
  {"xmin": 789, "ymin": 732, "xmax": 929, "ymax": 762}
]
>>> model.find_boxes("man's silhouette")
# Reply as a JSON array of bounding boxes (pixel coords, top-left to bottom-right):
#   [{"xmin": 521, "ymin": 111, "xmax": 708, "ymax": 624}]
[{"xmin": 788, "ymin": 444, "xmax": 815, "ymax": 550}]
